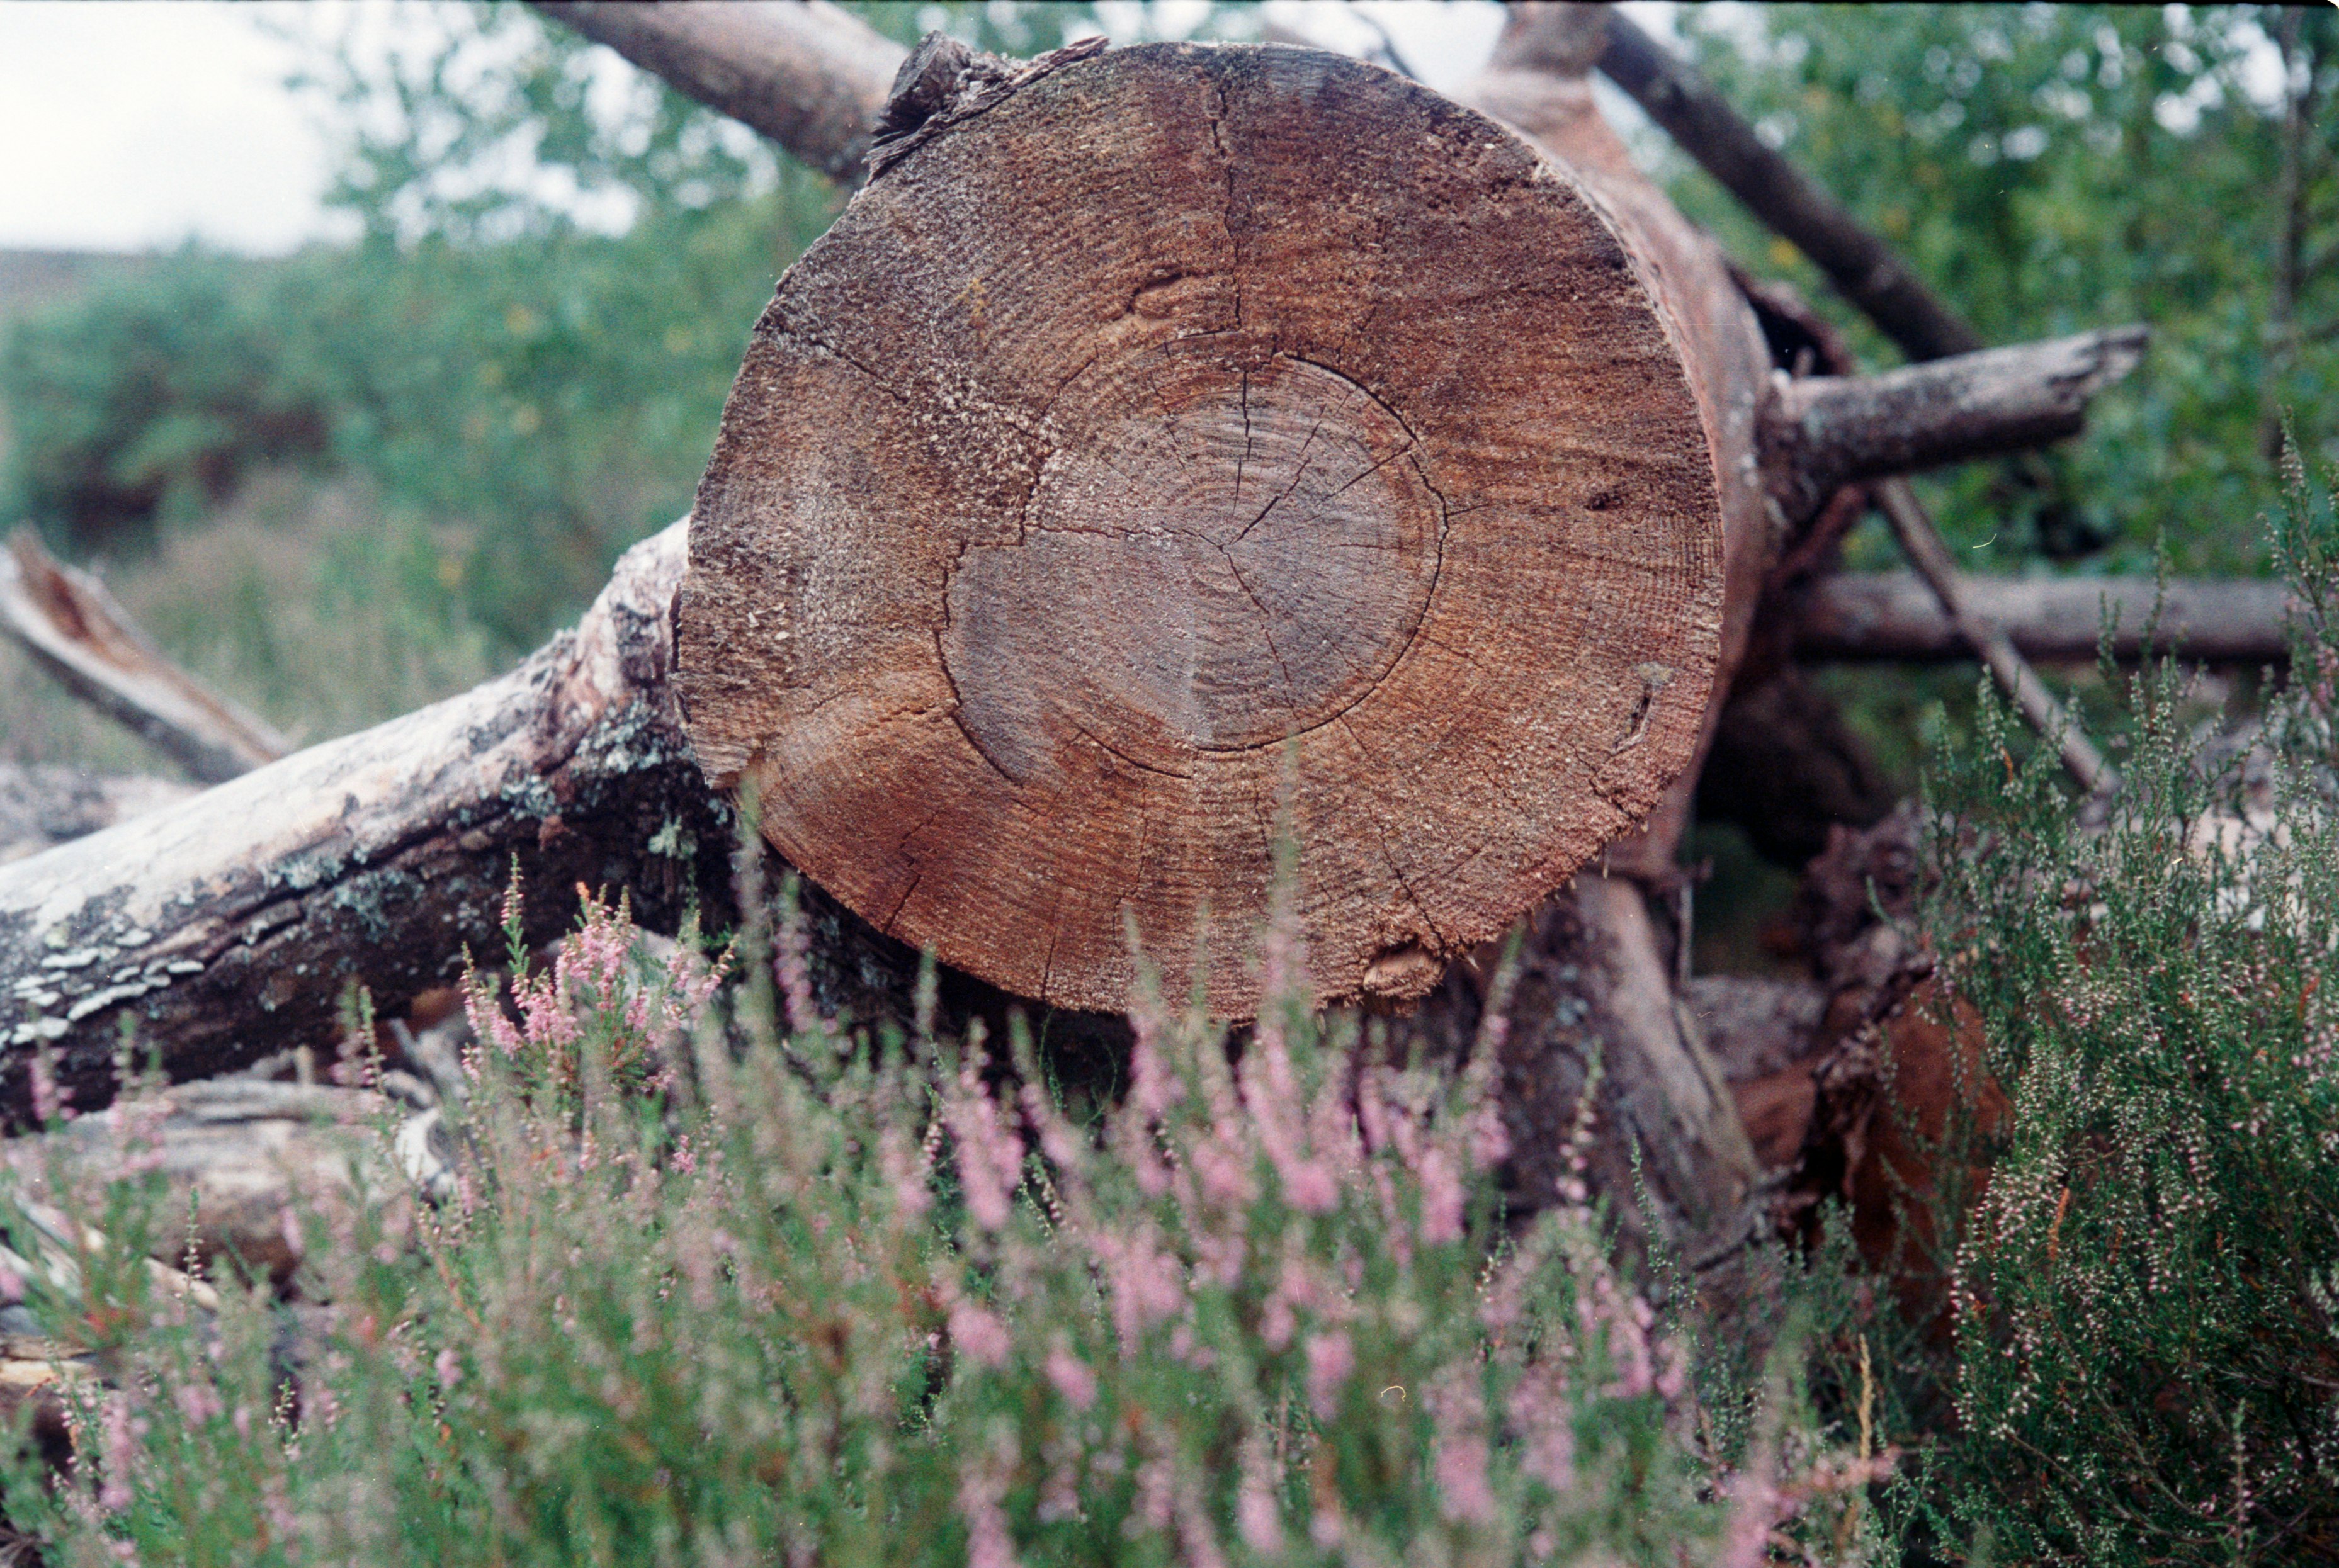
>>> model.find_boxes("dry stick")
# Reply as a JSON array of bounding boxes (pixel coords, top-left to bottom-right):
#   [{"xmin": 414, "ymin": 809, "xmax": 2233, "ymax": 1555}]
[
  {"xmin": 1875, "ymin": 478, "xmax": 2113, "ymax": 795},
  {"xmin": 1596, "ymin": 9, "xmax": 2117, "ymax": 793},
  {"xmin": 1596, "ymin": 10, "xmax": 1980, "ymax": 362},
  {"xmin": 0, "ymin": 530, "xmax": 291, "ymax": 786},
  {"xmin": 1796, "ymin": 574, "xmax": 2292, "ymax": 666}
]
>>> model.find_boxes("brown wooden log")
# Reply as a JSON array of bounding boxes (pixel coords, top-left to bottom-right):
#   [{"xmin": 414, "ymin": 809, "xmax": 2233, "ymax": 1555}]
[
  {"xmin": 0, "ymin": 530, "xmax": 291, "ymax": 784},
  {"xmin": 678, "ymin": 40, "xmax": 1730, "ymax": 1020},
  {"xmin": 1760, "ymin": 328, "xmax": 2148, "ymax": 522},
  {"xmin": 1796, "ymin": 572, "xmax": 2295, "ymax": 666},
  {"xmin": 528, "ymin": 1, "xmax": 902, "ymax": 183}
]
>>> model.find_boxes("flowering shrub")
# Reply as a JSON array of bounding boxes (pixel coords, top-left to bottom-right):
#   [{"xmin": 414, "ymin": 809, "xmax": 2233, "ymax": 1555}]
[
  {"xmin": 0, "ymin": 873, "xmax": 1854, "ymax": 1565},
  {"xmin": 1905, "ymin": 448, "xmax": 2339, "ymax": 1562}
]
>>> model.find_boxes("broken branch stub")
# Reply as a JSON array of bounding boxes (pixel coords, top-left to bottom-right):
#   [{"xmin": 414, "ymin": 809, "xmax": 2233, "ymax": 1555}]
[
  {"xmin": 0, "ymin": 531, "xmax": 290, "ymax": 785},
  {"xmin": 676, "ymin": 43, "xmax": 1728, "ymax": 1019}
]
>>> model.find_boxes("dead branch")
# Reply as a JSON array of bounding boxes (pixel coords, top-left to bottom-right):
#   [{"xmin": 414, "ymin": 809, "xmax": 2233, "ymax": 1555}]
[
  {"xmin": 1596, "ymin": 9, "xmax": 1984, "ymax": 363},
  {"xmin": 1796, "ymin": 572, "xmax": 2294, "ymax": 666},
  {"xmin": 529, "ymin": 1, "xmax": 902, "ymax": 183},
  {"xmin": 1761, "ymin": 329, "xmax": 2149, "ymax": 521},
  {"xmin": 1877, "ymin": 478, "xmax": 2114, "ymax": 793},
  {"xmin": 0, "ymin": 521, "xmax": 737, "ymax": 1111},
  {"xmin": 1, "ymin": 531, "xmax": 291, "ymax": 785}
]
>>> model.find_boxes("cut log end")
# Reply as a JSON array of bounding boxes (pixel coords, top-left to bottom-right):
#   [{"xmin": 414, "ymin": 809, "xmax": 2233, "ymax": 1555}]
[{"xmin": 677, "ymin": 42, "xmax": 1728, "ymax": 1018}]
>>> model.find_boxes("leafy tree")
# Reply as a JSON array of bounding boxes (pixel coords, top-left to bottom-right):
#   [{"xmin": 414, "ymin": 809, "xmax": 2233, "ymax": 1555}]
[{"xmin": 1667, "ymin": 4, "xmax": 2338, "ymax": 576}]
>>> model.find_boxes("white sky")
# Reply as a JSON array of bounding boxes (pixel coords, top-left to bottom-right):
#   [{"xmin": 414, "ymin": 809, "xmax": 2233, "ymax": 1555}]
[
  {"xmin": 0, "ymin": 1, "xmax": 1556, "ymax": 257},
  {"xmin": 0, "ymin": 1, "xmax": 2289, "ymax": 257}
]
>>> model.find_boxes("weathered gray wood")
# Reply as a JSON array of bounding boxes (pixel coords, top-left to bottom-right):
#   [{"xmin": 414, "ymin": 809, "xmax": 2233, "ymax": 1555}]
[
  {"xmin": 530, "ymin": 1, "xmax": 902, "ymax": 183},
  {"xmin": 681, "ymin": 40, "xmax": 1728, "ymax": 1020},
  {"xmin": 0, "ymin": 522, "xmax": 737, "ymax": 1117},
  {"xmin": 0, "ymin": 766, "xmax": 194, "ymax": 866},
  {"xmin": 1761, "ymin": 329, "xmax": 2149, "ymax": 521},
  {"xmin": 1, "ymin": 530, "xmax": 290, "ymax": 785},
  {"xmin": 1797, "ymin": 572, "xmax": 2295, "ymax": 666}
]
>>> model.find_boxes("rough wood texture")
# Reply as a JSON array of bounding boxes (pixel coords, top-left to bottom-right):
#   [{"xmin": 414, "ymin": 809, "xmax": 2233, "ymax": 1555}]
[
  {"xmin": 0, "ymin": 522, "xmax": 736, "ymax": 1116},
  {"xmin": 1464, "ymin": 7, "xmax": 1779, "ymax": 883},
  {"xmin": 679, "ymin": 42, "xmax": 1727, "ymax": 1019},
  {"xmin": 1798, "ymin": 572, "xmax": 2294, "ymax": 665},
  {"xmin": 529, "ymin": 1, "xmax": 902, "ymax": 183},
  {"xmin": 1, "ymin": 530, "xmax": 291, "ymax": 784},
  {"xmin": 1761, "ymin": 328, "xmax": 2148, "ymax": 521}
]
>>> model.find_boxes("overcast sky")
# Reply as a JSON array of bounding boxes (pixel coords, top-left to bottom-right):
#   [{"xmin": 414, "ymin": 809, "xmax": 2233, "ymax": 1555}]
[{"xmin": 0, "ymin": 0, "xmax": 1561, "ymax": 257}]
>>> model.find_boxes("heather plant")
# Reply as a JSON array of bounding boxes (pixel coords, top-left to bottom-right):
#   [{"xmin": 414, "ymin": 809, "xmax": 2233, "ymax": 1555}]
[
  {"xmin": 1901, "ymin": 444, "xmax": 2339, "ymax": 1561},
  {"xmin": 0, "ymin": 864, "xmax": 1865, "ymax": 1566}
]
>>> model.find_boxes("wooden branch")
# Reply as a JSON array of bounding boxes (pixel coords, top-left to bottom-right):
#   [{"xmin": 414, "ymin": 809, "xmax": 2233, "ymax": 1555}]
[
  {"xmin": 0, "ymin": 766, "xmax": 193, "ymax": 866},
  {"xmin": 0, "ymin": 531, "xmax": 291, "ymax": 785},
  {"xmin": 1876, "ymin": 478, "xmax": 2114, "ymax": 794},
  {"xmin": 530, "ymin": 1, "xmax": 903, "ymax": 184},
  {"xmin": 0, "ymin": 521, "xmax": 739, "ymax": 1112},
  {"xmin": 1795, "ymin": 573, "xmax": 2294, "ymax": 666},
  {"xmin": 1596, "ymin": 9, "xmax": 1985, "ymax": 363},
  {"xmin": 1762, "ymin": 328, "xmax": 2148, "ymax": 521}
]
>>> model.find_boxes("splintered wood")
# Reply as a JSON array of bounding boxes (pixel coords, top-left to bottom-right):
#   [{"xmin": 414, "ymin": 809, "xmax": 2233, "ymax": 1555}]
[{"xmin": 677, "ymin": 44, "xmax": 1726, "ymax": 1017}]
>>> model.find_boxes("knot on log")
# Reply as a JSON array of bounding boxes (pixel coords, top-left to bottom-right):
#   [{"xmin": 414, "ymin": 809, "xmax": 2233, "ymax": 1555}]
[{"xmin": 867, "ymin": 34, "xmax": 1108, "ymax": 179}]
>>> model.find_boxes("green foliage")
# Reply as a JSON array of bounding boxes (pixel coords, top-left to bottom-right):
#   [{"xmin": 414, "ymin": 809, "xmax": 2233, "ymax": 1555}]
[
  {"xmin": 1672, "ymin": 4, "xmax": 2338, "ymax": 573},
  {"xmin": 0, "ymin": 881, "xmax": 1860, "ymax": 1566},
  {"xmin": 1, "ymin": 1, "xmax": 844, "ymax": 654},
  {"xmin": 1901, "ymin": 447, "xmax": 2339, "ymax": 1560}
]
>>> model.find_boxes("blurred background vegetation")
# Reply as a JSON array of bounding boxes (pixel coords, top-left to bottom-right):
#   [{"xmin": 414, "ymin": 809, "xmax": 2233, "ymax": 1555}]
[{"xmin": 0, "ymin": 1, "xmax": 2328, "ymax": 774}]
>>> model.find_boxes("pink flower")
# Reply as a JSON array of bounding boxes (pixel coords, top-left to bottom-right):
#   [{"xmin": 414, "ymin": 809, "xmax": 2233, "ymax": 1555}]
[
  {"xmin": 1044, "ymin": 1341, "xmax": 1098, "ymax": 1411},
  {"xmin": 1428, "ymin": 1372, "xmax": 1497, "ymax": 1526},
  {"xmin": 949, "ymin": 1297, "xmax": 1012, "ymax": 1370},
  {"xmin": 1417, "ymin": 1146, "xmax": 1464, "ymax": 1245},
  {"xmin": 957, "ymin": 1450, "xmax": 1022, "ymax": 1568},
  {"xmin": 171, "ymin": 1379, "xmax": 221, "ymax": 1428},
  {"xmin": 1236, "ymin": 1436, "xmax": 1284, "ymax": 1554},
  {"xmin": 944, "ymin": 1044, "xmax": 1026, "ymax": 1232},
  {"xmin": 434, "ymin": 1347, "xmax": 463, "ymax": 1389},
  {"xmin": 1304, "ymin": 1331, "xmax": 1353, "ymax": 1419},
  {"xmin": 97, "ymin": 1393, "xmax": 137, "ymax": 1512}
]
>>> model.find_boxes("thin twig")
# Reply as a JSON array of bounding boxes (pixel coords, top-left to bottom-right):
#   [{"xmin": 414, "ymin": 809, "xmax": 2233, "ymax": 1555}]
[{"xmin": 1874, "ymin": 478, "xmax": 2114, "ymax": 796}]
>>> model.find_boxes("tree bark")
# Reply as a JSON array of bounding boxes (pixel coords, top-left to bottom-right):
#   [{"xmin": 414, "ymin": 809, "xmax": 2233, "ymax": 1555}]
[
  {"xmin": 0, "ymin": 522, "xmax": 737, "ymax": 1117},
  {"xmin": 528, "ymin": 1, "xmax": 902, "ymax": 184},
  {"xmin": 1760, "ymin": 329, "xmax": 2148, "ymax": 522},
  {"xmin": 1795, "ymin": 572, "xmax": 2294, "ymax": 666}
]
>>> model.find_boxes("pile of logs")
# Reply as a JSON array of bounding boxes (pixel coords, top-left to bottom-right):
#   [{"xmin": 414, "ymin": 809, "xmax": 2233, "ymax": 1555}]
[{"xmin": 0, "ymin": 2, "xmax": 2275, "ymax": 1280}]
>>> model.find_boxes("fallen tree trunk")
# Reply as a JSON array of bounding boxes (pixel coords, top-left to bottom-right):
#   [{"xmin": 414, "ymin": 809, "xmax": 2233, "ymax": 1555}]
[
  {"xmin": 0, "ymin": 20, "xmax": 2148, "ymax": 1268},
  {"xmin": 1796, "ymin": 572, "xmax": 2295, "ymax": 665},
  {"xmin": 682, "ymin": 37, "xmax": 1729, "ymax": 1020},
  {"xmin": 0, "ymin": 524, "xmax": 735, "ymax": 1114}
]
